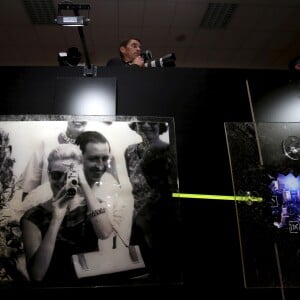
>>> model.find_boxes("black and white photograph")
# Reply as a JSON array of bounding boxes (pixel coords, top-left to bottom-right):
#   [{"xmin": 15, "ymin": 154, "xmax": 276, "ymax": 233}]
[{"xmin": 0, "ymin": 115, "xmax": 181, "ymax": 287}]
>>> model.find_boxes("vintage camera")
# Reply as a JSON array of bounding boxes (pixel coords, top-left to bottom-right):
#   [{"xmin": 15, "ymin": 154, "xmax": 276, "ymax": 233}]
[
  {"xmin": 141, "ymin": 50, "xmax": 176, "ymax": 67},
  {"xmin": 65, "ymin": 166, "xmax": 79, "ymax": 196}
]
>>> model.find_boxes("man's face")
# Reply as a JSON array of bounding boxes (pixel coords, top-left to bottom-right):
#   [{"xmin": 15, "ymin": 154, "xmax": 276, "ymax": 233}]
[
  {"xmin": 83, "ymin": 142, "xmax": 110, "ymax": 185},
  {"xmin": 120, "ymin": 39, "xmax": 141, "ymax": 62}
]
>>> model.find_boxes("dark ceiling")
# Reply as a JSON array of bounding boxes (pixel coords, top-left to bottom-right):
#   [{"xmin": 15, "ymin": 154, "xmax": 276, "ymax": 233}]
[{"xmin": 1, "ymin": 0, "xmax": 300, "ymax": 69}]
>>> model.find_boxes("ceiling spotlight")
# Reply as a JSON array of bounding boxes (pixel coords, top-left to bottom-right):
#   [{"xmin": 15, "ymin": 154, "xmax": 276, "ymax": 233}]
[
  {"xmin": 58, "ymin": 47, "xmax": 82, "ymax": 66},
  {"xmin": 55, "ymin": 2, "xmax": 95, "ymax": 75},
  {"xmin": 55, "ymin": 15, "xmax": 89, "ymax": 26},
  {"xmin": 55, "ymin": 2, "xmax": 90, "ymax": 27}
]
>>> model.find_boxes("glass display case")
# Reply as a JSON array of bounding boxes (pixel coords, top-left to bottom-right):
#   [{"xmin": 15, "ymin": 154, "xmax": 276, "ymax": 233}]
[{"xmin": 225, "ymin": 121, "xmax": 300, "ymax": 288}]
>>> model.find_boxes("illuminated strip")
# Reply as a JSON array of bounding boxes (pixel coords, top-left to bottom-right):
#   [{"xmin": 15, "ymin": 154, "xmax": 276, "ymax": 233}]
[{"xmin": 172, "ymin": 193, "xmax": 263, "ymax": 202}]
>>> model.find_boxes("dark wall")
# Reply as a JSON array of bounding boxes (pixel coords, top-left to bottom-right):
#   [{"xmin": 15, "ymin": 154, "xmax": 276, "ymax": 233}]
[{"xmin": 0, "ymin": 66, "xmax": 292, "ymax": 299}]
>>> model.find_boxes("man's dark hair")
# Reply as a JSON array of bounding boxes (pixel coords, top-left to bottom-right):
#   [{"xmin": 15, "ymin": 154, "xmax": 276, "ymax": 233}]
[
  {"xmin": 119, "ymin": 38, "xmax": 141, "ymax": 59},
  {"xmin": 128, "ymin": 122, "xmax": 168, "ymax": 135},
  {"xmin": 75, "ymin": 131, "xmax": 111, "ymax": 153}
]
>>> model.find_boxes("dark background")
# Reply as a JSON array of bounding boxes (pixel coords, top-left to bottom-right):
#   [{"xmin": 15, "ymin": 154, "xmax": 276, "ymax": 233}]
[{"xmin": 0, "ymin": 66, "xmax": 295, "ymax": 298}]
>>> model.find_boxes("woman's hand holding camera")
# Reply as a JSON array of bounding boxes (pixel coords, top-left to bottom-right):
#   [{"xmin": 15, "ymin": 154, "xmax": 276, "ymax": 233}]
[{"xmin": 51, "ymin": 186, "xmax": 70, "ymax": 220}]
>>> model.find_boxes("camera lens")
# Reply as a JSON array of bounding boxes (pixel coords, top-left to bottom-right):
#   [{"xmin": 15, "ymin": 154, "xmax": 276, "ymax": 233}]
[{"xmin": 67, "ymin": 187, "xmax": 77, "ymax": 196}]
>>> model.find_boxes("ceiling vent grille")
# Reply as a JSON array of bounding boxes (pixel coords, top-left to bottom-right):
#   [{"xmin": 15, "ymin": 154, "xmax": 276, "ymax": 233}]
[
  {"xmin": 200, "ymin": 3, "xmax": 238, "ymax": 29},
  {"xmin": 23, "ymin": 0, "xmax": 56, "ymax": 25}
]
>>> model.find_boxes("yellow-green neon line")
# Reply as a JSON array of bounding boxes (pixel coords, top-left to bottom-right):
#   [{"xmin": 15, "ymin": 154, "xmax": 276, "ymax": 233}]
[{"xmin": 172, "ymin": 193, "xmax": 263, "ymax": 202}]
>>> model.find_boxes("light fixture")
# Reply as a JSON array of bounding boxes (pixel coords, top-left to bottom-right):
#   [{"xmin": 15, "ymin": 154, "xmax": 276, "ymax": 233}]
[
  {"xmin": 55, "ymin": 2, "xmax": 90, "ymax": 27},
  {"xmin": 55, "ymin": 1, "xmax": 96, "ymax": 76},
  {"xmin": 200, "ymin": 3, "xmax": 238, "ymax": 29},
  {"xmin": 55, "ymin": 15, "xmax": 89, "ymax": 27},
  {"xmin": 58, "ymin": 47, "xmax": 82, "ymax": 66}
]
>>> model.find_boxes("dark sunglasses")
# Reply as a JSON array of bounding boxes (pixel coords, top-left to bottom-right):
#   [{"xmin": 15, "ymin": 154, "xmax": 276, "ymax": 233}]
[
  {"xmin": 137, "ymin": 122, "xmax": 158, "ymax": 127},
  {"xmin": 49, "ymin": 170, "xmax": 66, "ymax": 181}
]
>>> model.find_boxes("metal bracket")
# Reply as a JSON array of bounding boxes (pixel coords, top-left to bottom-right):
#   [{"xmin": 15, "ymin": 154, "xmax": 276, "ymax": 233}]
[{"xmin": 83, "ymin": 65, "xmax": 97, "ymax": 77}]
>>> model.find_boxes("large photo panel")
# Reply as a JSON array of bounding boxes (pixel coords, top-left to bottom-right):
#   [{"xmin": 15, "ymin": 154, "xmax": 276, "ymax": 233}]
[{"xmin": 0, "ymin": 115, "xmax": 180, "ymax": 287}]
